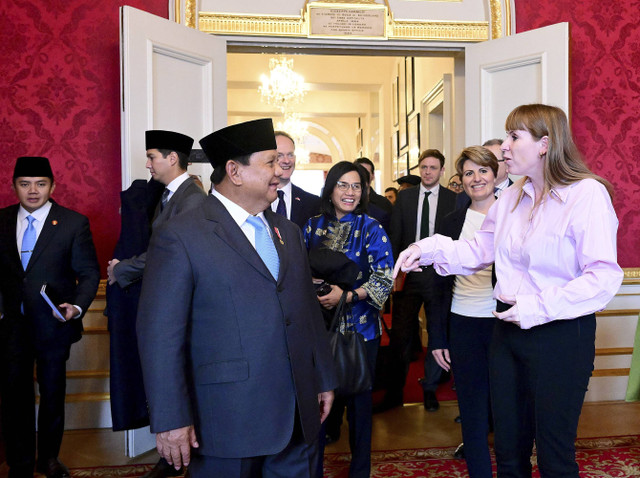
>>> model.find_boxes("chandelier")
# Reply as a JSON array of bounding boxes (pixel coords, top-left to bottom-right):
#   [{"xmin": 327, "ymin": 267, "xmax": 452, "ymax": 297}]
[{"xmin": 259, "ymin": 57, "xmax": 308, "ymax": 112}]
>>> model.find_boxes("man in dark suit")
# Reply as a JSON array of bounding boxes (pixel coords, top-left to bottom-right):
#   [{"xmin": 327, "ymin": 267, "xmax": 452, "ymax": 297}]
[
  {"xmin": 137, "ymin": 119, "xmax": 337, "ymax": 478},
  {"xmin": 270, "ymin": 131, "xmax": 321, "ymax": 229},
  {"xmin": 379, "ymin": 149, "xmax": 456, "ymax": 413},
  {"xmin": 353, "ymin": 157, "xmax": 392, "ymax": 233},
  {"xmin": 0, "ymin": 157, "xmax": 100, "ymax": 478},
  {"xmin": 107, "ymin": 130, "xmax": 205, "ymax": 289},
  {"xmin": 106, "ymin": 130, "xmax": 205, "ymax": 478}
]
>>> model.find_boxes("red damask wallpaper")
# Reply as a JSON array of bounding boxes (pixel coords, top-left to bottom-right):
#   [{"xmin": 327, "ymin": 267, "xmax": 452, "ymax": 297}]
[
  {"xmin": 515, "ymin": 0, "xmax": 640, "ymax": 267},
  {"xmin": 1, "ymin": 1, "xmax": 638, "ymax": 271},
  {"xmin": 0, "ymin": 0, "xmax": 167, "ymax": 276}
]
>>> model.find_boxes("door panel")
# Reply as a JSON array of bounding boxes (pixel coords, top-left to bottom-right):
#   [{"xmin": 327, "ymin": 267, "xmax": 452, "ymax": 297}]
[
  {"xmin": 119, "ymin": 6, "xmax": 227, "ymax": 456},
  {"xmin": 465, "ymin": 22, "xmax": 569, "ymax": 145},
  {"xmin": 120, "ymin": 5, "xmax": 227, "ymax": 191}
]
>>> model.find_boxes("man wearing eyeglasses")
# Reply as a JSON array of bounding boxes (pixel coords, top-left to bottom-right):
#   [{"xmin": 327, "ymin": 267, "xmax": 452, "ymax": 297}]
[
  {"xmin": 377, "ymin": 149, "xmax": 457, "ymax": 414},
  {"xmin": 270, "ymin": 131, "xmax": 321, "ymax": 229}
]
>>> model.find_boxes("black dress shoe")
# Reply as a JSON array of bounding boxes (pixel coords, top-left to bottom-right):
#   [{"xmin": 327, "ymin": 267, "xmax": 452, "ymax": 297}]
[
  {"xmin": 454, "ymin": 415, "xmax": 462, "ymax": 423},
  {"xmin": 36, "ymin": 458, "xmax": 70, "ymax": 478},
  {"xmin": 142, "ymin": 458, "xmax": 183, "ymax": 478},
  {"xmin": 373, "ymin": 394, "xmax": 403, "ymax": 414},
  {"xmin": 423, "ymin": 390, "xmax": 439, "ymax": 412},
  {"xmin": 8, "ymin": 463, "xmax": 35, "ymax": 478},
  {"xmin": 453, "ymin": 442, "xmax": 465, "ymax": 459}
]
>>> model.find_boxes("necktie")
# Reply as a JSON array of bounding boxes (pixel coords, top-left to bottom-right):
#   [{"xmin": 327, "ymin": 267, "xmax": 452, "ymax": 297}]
[
  {"xmin": 21, "ymin": 215, "xmax": 37, "ymax": 269},
  {"xmin": 246, "ymin": 216, "xmax": 280, "ymax": 280},
  {"xmin": 419, "ymin": 191, "xmax": 431, "ymax": 239},
  {"xmin": 275, "ymin": 189, "xmax": 287, "ymax": 217},
  {"xmin": 160, "ymin": 188, "xmax": 170, "ymax": 211}
]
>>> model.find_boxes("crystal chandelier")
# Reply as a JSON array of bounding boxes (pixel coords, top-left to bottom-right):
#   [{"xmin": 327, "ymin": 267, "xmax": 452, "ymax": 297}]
[{"xmin": 259, "ymin": 57, "xmax": 308, "ymax": 112}]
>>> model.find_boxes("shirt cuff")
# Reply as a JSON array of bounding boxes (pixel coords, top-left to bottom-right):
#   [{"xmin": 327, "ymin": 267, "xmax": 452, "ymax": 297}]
[
  {"xmin": 515, "ymin": 294, "xmax": 541, "ymax": 329},
  {"xmin": 73, "ymin": 305, "xmax": 83, "ymax": 319}
]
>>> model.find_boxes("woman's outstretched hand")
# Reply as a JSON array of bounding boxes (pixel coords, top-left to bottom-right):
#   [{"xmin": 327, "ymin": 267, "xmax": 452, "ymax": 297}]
[{"xmin": 392, "ymin": 244, "xmax": 423, "ymax": 278}]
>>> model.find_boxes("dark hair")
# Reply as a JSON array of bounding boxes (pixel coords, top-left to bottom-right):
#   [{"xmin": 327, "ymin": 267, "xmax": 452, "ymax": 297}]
[
  {"xmin": 274, "ymin": 131, "xmax": 295, "ymax": 147},
  {"xmin": 418, "ymin": 149, "xmax": 445, "ymax": 168},
  {"xmin": 210, "ymin": 154, "xmax": 251, "ymax": 185},
  {"xmin": 157, "ymin": 149, "xmax": 189, "ymax": 170},
  {"xmin": 455, "ymin": 146, "xmax": 499, "ymax": 178},
  {"xmin": 385, "ymin": 186, "xmax": 398, "ymax": 195},
  {"xmin": 505, "ymin": 104, "xmax": 613, "ymax": 199},
  {"xmin": 320, "ymin": 161, "xmax": 369, "ymax": 217},
  {"xmin": 482, "ymin": 138, "xmax": 503, "ymax": 147},
  {"xmin": 354, "ymin": 157, "xmax": 374, "ymax": 180}
]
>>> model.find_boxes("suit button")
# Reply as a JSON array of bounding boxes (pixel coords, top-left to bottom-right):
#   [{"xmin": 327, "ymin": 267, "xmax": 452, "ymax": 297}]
[
  {"xmin": 285, "ymin": 320, "xmax": 292, "ymax": 326},
  {"xmin": 277, "ymin": 285, "xmax": 284, "ymax": 293}
]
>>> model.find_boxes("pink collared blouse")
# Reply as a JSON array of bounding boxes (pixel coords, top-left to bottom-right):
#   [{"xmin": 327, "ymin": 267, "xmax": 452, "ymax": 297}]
[{"xmin": 414, "ymin": 177, "xmax": 623, "ymax": 329}]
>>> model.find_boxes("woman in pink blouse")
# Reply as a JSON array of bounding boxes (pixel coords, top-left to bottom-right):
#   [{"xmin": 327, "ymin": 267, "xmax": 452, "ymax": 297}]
[{"xmin": 394, "ymin": 104, "xmax": 623, "ymax": 478}]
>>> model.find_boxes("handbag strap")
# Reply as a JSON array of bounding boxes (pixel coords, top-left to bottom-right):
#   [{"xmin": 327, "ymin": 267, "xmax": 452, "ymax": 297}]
[
  {"xmin": 380, "ymin": 314, "xmax": 391, "ymax": 334},
  {"xmin": 329, "ymin": 290, "xmax": 350, "ymax": 332}
]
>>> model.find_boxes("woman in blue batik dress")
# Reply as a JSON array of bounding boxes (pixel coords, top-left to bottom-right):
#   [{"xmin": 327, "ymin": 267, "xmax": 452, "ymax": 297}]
[{"xmin": 304, "ymin": 161, "xmax": 394, "ymax": 478}]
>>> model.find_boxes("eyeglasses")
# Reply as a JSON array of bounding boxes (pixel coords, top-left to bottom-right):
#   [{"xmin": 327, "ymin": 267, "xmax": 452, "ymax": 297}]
[
  {"xmin": 448, "ymin": 182, "xmax": 462, "ymax": 190},
  {"xmin": 336, "ymin": 181, "xmax": 362, "ymax": 192}
]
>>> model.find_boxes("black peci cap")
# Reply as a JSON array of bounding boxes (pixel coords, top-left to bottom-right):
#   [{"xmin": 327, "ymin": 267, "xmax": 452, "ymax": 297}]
[
  {"xmin": 397, "ymin": 174, "xmax": 421, "ymax": 186},
  {"xmin": 13, "ymin": 156, "xmax": 54, "ymax": 180},
  {"xmin": 199, "ymin": 119, "xmax": 277, "ymax": 168},
  {"xmin": 145, "ymin": 130, "xmax": 194, "ymax": 156}
]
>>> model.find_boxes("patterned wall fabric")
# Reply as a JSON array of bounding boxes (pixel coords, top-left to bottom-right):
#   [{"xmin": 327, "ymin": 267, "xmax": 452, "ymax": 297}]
[
  {"xmin": 515, "ymin": 0, "xmax": 640, "ymax": 267},
  {"xmin": 1, "ymin": 1, "xmax": 637, "ymax": 269},
  {"xmin": 0, "ymin": 0, "xmax": 167, "ymax": 275}
]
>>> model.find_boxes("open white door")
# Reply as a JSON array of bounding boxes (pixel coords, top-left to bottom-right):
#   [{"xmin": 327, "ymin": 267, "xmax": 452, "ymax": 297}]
[
  {"xmin": 120, "ymin": 5, "xmax": 227, "ymax": 192},
  {"xmin": 119, "ymin": 6, "xmax": 226, "ymax": 456},
  {"xmin": 465, "ymin": 22, "xmax": 569, "ymax": 145}
]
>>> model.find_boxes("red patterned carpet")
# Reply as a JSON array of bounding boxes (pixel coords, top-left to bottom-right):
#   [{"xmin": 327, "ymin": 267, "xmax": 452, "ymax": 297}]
[
  {"xmin": 65, "ymin": 435, "xmax": 640, "ymax": 477},
  {"xmin": 324, "ymin": 435, "xmax": 640, "ymax": 478}
]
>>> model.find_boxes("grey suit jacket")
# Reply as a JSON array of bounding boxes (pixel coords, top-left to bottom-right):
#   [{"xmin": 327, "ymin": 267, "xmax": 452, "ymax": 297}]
[
  {"xmin": 114, "ymin": 176, "xmax": 205, "ymax": 288},
  {"xmin": 137, "ymin": 196, "xmax": 337, "ymax": 458}
]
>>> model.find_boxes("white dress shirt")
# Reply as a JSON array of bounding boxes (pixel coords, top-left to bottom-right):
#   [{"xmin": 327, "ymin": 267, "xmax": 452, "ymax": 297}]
[
  {"xmin": 415, "ymin": 183, "xmax": 440, "ymax": 242},
  {"xmin": 212, "ymin": 188, "xmax": 272, "ymax": 248}
]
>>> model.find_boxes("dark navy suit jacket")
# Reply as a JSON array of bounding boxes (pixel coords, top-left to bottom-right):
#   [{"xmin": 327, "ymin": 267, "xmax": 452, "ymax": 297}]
[
  {"xmin": 0, "ymin": 201, "xmax": 100, "ymax": 356},
  {"xmin": 137, "ymin": 196, "xmax": 337, "ymax": 458},
  {"xmin": 289, "ymin": 183, "xmax": 321, "ymax": 230}
]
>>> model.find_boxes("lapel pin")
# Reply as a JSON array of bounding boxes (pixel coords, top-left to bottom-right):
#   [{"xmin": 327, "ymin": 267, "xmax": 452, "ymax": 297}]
[
  {"xmin": 274, "ymin": 227, "xmax": 284, "ymax": 245},
  {"xmin": 294, "ymin": 197, "xmax": 301, "ymax": 201},
  {"xmin": 52, "ymin": 220, "xmax": 58, "ymax": 226}
]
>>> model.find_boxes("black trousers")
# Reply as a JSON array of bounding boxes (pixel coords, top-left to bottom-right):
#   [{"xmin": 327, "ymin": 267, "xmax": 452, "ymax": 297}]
[
  {"xmin": 317, "ymin": 338, "xmax": 379, "ymax": 478},
  {"xmin": 489, "ymin": 312, "xmax": 596, "ymax": 478},
  {"xmin": 388, "ymin": 269, "xmax": 444, "ymax": 398},
  {"xmin": 0, "ymin": 315, "xmax": 70, "ymax": 471},
  {"xmin": 449, "ymin": 313, "xmax": 496, "ymax": 478}
]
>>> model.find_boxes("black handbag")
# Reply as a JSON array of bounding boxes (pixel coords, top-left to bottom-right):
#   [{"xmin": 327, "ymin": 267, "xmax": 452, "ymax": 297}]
[{"xmin": 328, "ymin": 291, "xmax": 372, "ymax": 396}]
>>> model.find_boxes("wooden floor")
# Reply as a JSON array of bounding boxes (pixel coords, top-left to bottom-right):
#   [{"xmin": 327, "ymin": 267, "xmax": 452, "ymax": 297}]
[{"xmin": 1, "ymin": 400, "xmax": 638, "ymax": 476}]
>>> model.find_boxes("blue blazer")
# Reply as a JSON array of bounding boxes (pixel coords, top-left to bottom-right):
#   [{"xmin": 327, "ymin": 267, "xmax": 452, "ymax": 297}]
[{"xmin": 137, "ymin": 196, "xmax": 337, "ymax": 458}]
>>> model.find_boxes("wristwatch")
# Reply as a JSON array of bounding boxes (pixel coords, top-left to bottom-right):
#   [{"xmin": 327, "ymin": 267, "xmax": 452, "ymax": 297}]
[{"xmin": 350, "ymin": 290, "xmax": 360, "ymax": 304}]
